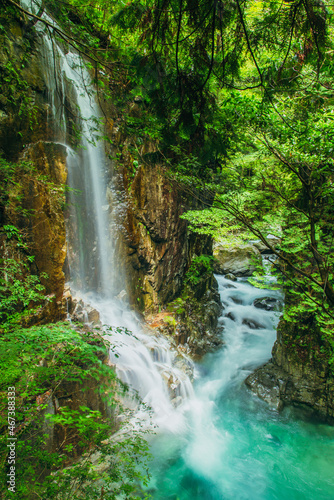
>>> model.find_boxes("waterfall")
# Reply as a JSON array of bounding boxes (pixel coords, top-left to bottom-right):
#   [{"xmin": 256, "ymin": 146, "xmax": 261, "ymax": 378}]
[
  {"xmin": 58, "ymin": 52, "xmax": 112, "ymax": 294},
  {"xmin": 21, "ymin": 0, "xmax": 193, "ymax": 430}
]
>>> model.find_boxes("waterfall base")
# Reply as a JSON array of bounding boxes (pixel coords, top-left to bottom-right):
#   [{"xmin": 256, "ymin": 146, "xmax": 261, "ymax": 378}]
[
  {"xmin": 144, "ymin": 274, "xmax": 334, "ymax": 500},
  {"xmin": 65, "ymin": 286, "xmax": 195, "ymax": 432}
]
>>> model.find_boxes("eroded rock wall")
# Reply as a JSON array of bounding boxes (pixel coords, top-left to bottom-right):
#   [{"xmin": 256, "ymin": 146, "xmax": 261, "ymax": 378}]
[
  {"xmin": 106, "ymin": 159, "xmax": 222, "ymax": 354},
  {"xmin": 104, "ymin": 101, "xmax": 219, "ymax": 312},
  {"xmin": 0, "ymin": 14, "xmax": 69, "ymax": 319},
  {"xmin": 246, "ymin": 318, "xmax": 334, "ymax": 418},
  {"xmin": 124, "ymin": 163, "xmax": 213, "ymax": 308}
]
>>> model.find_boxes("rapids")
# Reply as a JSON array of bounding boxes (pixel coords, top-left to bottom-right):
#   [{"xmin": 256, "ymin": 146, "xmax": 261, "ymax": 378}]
[{"xmin": 144, "ymin": 272, "xmax": 334, "ymax": 500}]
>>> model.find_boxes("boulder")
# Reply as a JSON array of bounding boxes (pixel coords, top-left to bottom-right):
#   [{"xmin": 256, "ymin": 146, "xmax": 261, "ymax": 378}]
[
  {"xmin": 72, "ymin": 298, "xmax": 100, "ymax": 326},
  {"xmin": 242, "ymin": 318, "xmax": 265, "ymax": 329},
  {"xmin": 230, "ymin": 296, "xmax": 243, "ymax": 305},
  {"xmin": 245, "ymin": 362, "xmax": 284, "ymax": 410},
  {"xmin": 251, "ymin": 234, "xmax": 281, "ymax": 254},
  {"xmin": 213, "ymin": 242, "xmax": 261, "ymax": 276},
  {"xmin": 246, "ymin": 319, "xmax": 334, "ymax": 418},
  {"xmin": 253, "ymin": 297, "xmax": 282, "ymax": 311},
  {"xmin": 225, "ymin": 274, "xmax": 237, "ymax": 282}
]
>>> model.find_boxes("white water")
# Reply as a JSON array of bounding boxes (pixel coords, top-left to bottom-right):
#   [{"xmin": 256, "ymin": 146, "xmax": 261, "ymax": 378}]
[
  {"xmin": 60, "ymin": 51, "xmax": 193, "ymax": 429},
  {"xmin": 146, "ymin": 273, "xmax": 334, "ymax": 500},
  {"xmin": 22, "ymin": 0, "xmax": 193, "ymax": 431},
  {"xmin": 85, "ymin": 295, "xmax": 193, "ymax": 432},
  {"xmin": 182, "ymin": 274, "xmax": 279, "ymax": 489}
]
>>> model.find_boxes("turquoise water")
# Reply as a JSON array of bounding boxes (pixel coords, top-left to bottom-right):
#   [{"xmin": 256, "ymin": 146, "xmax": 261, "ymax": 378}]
[{"xmin": 145, "ymin": 275, "xmax": 334, "ymax": 500}]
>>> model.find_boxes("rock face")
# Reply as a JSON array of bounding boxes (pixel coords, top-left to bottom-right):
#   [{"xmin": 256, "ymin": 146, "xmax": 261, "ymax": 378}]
[
  {"xmin": 21, "ymin": 142, "xmax": 68, "ymax": 298},
  {"xmin": 246, "ymin": 319, "xmax": 334, "ymax": 418},
  {"xmin": 1, "ymin": 12, "xmax": 222, "ymax": 357},
  {"xmin": 253, "ymin": 297, "xmax": 282, "ymax": 311},
  {"xmin": 116, "ymin": 161, "xmax": 215, "ymax": 310},
  {"xmin": 174, "ymin": 276, "xmax": 223, "ymax": 357},
  {"xmin": 213, "ymin": 242, "xmax": 261, "ymax": 276},
  {"xmin": 145, "ymin": 272, "xmax": 223, "ymax": 357},
  {"xmin": 0, "ymin": 15, "xmax": 68, "ymax": 312},
  {"xmin": 105, "ymin": 120, "xmax": 223, "ymax": 355},
  {"xmin": 251, "ymin": 235, "xmax": 281, "ymax": 254},
  {"xmin": 0, "ymin": 140, "xmax": 68, "ymax": 324}
]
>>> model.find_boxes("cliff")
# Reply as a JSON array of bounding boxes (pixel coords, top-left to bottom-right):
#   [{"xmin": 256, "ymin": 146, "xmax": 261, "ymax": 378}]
[{"xmin": 246, "ymin": 317, "xmax": 334, "ymax": 419}]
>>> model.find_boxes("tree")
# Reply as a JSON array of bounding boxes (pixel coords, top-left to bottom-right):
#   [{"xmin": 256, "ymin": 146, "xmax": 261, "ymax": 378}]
[{"xmin": 181, "ymin": 88, "xmax": 334, "ymax": 366}]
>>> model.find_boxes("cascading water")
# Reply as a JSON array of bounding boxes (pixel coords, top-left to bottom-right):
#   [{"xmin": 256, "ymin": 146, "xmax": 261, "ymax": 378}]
[
  {"xmin": 145, "ymin": 267, "xmax": 334, "ymax": 500},
  {"xmin": 21, "ymin": 0, "xmax": 193, "ymax": 430}
]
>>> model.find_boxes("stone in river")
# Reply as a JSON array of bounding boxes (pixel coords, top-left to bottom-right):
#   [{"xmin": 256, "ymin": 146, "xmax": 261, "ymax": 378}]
[
  {"xmin": 225, "ymin": 273, "xmax": 237, "ymax": 281},
  {"xmin": 242, "ymin": 318, "xmax": 265, "ymax": 329},
  {"xmin": 253, "ymin": 297, "xmax": 282, "ymax": 311}
]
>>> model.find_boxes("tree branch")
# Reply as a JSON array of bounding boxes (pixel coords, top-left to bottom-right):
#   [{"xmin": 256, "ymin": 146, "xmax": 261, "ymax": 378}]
[{"xmin": 7, "ymin": 0, "xmax": 116, "ymax": 69}]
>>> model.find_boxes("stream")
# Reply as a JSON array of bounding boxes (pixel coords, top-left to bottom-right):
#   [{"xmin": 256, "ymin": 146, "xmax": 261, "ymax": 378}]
[
  {"xmin": 20, "ymin": 2, "xmax": 334, "ymax": 496},
  {"xmin": 145, "ymin": 273, "xmax": 334, "ymax": 500}
]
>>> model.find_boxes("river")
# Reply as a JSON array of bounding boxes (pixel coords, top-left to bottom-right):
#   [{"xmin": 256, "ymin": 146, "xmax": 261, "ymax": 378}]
[{"xmin": 144, "ymin": 273, "xmax": 334, "ymax": 500}]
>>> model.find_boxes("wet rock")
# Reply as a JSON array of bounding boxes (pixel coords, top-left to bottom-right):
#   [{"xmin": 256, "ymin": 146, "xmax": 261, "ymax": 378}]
[
  {"xmin": 72, "ymin": 298, "xmax": 100, "ymax": 325},
  {"xmin": 251, "ymin": 235, "xmax": 281, "ymax": 254},
  {"xmin": 246, "ymin": 319, "xmax": 334, "ymax": 418},
  {"xmin": 155, "ymin": 274, "xmax": 224, "ymax": 358},
  {"xmin": 245, "ymin": 362, "xmax": 284, "ymax": 410},
  {"xmin": 225, "ymin": 312, "xmax": 236, "ymax": 321},
  {"xmin": 116, "ymin": 289, "xmax": 127, "ymax": 302},
  {"xmin": 171, "ymin": 396, "xmax": 183, "ymax": 407},
  {"xmin": 74, "ymin": 311, "xmax": 86, "ymax": 323},
  {"xmin": 242, "ymin": 318, "xmax": 265, "ymax": 329},
  {"xmin": 230, "ymin": 296, "xmax": 243, "ymax": 305},
  {"xmin": 63, "ymin": 285, "xmax": 72, "ymax": 301},
  {"xmin": 86, "ymin": 306, "xmax": 100, "ymax": 324},
  {"xmin": 225, "ymin": 274, "xmax": 237, "ymax": 282},
  {"xmin": 213, "ymin": 242, "xmax": 261, "ymax": 276},
  {"xmin": 253, "ymin": 297, "xmax": 282, "ymax": 311},
  {"xmin": 114, "ymin": 159, "xmax": 214, "ymax": 311},
  {"xmin": 161, "ymin": 371, "xmax": 181, "ymax": 400},
  {"xmin": 173, "ymin": 354, "xmax": 194, "ymax": 381},
  {"xmin": 18, "ymin": 143, "xmax": 67, "ymax": 300}
]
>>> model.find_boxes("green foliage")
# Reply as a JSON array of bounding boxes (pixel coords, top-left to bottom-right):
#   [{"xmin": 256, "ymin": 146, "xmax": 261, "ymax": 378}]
[
  {"xmin": 185, "ymin": 254, "xmax": 213, "ymax": 287},
  {"xmin": 0, "ymin": 157, "xmax": 36, "ymax": 213},
  {"xmin": 0, "ymin": 321, "xmax": 151, "ymax": 499},
  {"xmin": 0, "ymin": 222, "xmax": 49, "ymax": 328},
  {"xmin": 162, "ymin": 314, "xmax": 177, "ymax": 334},
  {"xmin": 0, "ymin": 256, "xmax": 48, "ymax": 324},
  {"xmin": 182, "ymin": 91, "xmax": 334, "ymax": 368},
  {"xmin": 167, "ymin": 296, "xmax": 187, "ymax": 316},
  {"xmin": 0, "ymin": 11, "xmax": 38, "ymax": 132}
]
